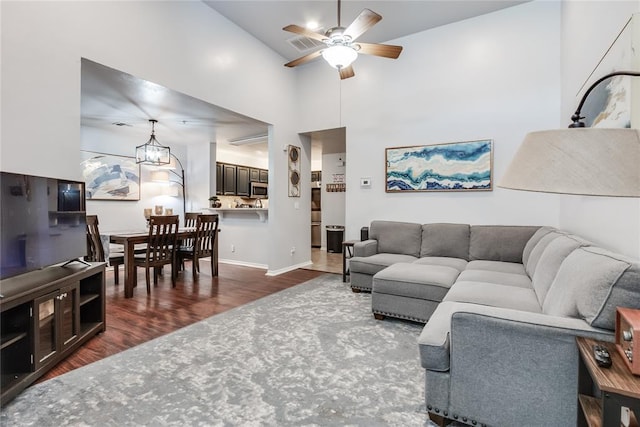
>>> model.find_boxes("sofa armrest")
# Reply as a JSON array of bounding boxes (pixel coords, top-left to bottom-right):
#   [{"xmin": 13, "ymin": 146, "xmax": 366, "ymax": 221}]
[
  {"xmin": 354, "ymin": 239, "xmax": 377, "ymax": 257},
  {"xmin": 442, "ymin": 304, "xmax": 613, "ymax": 426}
]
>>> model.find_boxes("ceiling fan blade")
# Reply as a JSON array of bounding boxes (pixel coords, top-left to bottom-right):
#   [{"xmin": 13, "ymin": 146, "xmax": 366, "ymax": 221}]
[
  {"xmin": 282, "ymin": 24, "xmax": 327, "ymax": 42},
  {"xmin": 356, "ymin": 42, "xmax": 403, "ymax": 59},
  {"xmin": 343, "ymin": 9, "xmax": 382, "ymax": 41},
  {"xmin": 339, "ymin": 65, "xmax": 355, "ymax": 80},
  {"xmin": 284, "ymin": 50, "xmax": 323, "ymax": 68}
]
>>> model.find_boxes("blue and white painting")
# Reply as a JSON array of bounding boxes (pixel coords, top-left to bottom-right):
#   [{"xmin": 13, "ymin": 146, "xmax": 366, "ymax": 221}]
[
  {"xmin": 81, "ymin": 152, "xmax": 140, "ymax": 200},
  {"xmin": 386, "ymin": 140, "xmax": 493, "ymax": 192}
]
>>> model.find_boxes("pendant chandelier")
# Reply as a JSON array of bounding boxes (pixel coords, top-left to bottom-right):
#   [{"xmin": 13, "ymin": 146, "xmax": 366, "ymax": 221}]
[{"xmin": 136, "ymin": 119, "xmax": 170, "ymax": 165}]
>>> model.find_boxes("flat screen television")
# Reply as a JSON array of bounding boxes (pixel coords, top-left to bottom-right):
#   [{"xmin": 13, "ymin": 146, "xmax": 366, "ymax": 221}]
[{"xmin": 0, "ymin": 172, "xmax": 87, "ymax": 280}]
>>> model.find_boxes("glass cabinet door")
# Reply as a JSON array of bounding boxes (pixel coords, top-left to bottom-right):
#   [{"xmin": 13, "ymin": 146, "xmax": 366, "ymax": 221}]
[
  {"xmin": 33, "ymin": 284, "xmax": 79, "ymax": 370},
  {"xmin": 59, "ymin": 284, "xmax": 79, "ymax": 348},
  {"xmin": 34, "ymin": 292, "xmax": 58, "ymax": 369}
]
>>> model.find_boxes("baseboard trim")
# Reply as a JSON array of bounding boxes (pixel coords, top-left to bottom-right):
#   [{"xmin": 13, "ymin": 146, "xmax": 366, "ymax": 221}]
[
  {"xmin": 266, "ymin": 260, "xmax": 312, "ymax": 276},
  {"xmin": 218, "ymin": 259, "xmax": 268, "ymax": 270}
]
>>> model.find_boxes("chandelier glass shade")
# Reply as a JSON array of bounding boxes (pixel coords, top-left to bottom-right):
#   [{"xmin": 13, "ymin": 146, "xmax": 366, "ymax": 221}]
[
  {"xmin": 322, "ymin": 45, "xmax": 358, "ymax": 69},
  {"xmin": 136, "ymin": 119, "xmax": 171, "ymax": 165}
]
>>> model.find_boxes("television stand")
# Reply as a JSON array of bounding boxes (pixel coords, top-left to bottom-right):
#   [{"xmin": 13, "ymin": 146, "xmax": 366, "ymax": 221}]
[{"xmin": 0, "ymin": 262, "xmax": 106, "ymax": 405}]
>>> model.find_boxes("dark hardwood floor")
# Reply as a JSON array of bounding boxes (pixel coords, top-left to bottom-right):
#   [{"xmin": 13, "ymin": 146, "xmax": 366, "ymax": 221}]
[{"xmin": 39, "ymin": 261, "xmax": 328, "ymax": 382}]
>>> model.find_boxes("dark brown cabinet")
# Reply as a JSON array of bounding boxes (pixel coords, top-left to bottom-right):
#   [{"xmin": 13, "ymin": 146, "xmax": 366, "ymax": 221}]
[
  {"xmin": 0, "ymin": 263, "xmax": 105, "ymax": 405},
  {"xmin": 259, "ymin": 169, "xmax": 269, "ymax": 183},
  {"xmin": 33, "ymin": 283, "xmax": 79, "ymax": 370},
  {"xmin": 223, "ymin": 164, "xmax": 237, "ymax": 195},
  {"xmin": 216, "ymin": 162, "xmax": 268, "ymax": 195},
  {"xmin": 236, "ymin": 166, "xmax": 250, "ymax": 196},
  {"xmin": 249, "ymin": 168, "xmax": 260, "ymax": 182},
  {"xmin": 216, "ymin": 163, "xmax": 224, "ymax": 195}
]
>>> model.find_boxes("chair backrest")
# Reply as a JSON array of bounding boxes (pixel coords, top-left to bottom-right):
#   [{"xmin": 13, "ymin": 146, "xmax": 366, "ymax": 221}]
[
  {"xmin": 85, "ymin": 214, "xmax": 106, "ymax": 262},
  {"xmin": 185, "ymin": 212, "xmax": 200, "ymax": 228},
  {"xmin": 193, "ymin": 214, "xmax": 219, "ymax": 257},
  {"xmin": 183, "ymin": 212, "xmax": 200, "ymax": 247},
  {"xmin": 146, "ymin": 215, "xmax": 180, "ymax": 263}
]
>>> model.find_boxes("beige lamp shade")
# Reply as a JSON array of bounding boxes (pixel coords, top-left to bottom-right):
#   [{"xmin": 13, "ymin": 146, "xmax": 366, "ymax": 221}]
[
  {"xmin": 150, "ymin": 170, "xmax": 170, "ymax": 183},
  {"xmin": 499, "ymin": 128, "xmax": 640, "ymax": 197}
]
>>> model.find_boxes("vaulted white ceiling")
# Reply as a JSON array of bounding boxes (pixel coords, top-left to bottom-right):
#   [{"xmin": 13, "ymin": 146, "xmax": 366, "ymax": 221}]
[{"xmin": 81, "ymin": 1, "xmax": 529, "ymax": 157}]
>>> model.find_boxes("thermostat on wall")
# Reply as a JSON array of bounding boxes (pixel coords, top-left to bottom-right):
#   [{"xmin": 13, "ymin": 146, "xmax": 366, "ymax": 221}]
[{"xmin": 360, "ymin": 177, "xmax": 371, "ymax": 188}]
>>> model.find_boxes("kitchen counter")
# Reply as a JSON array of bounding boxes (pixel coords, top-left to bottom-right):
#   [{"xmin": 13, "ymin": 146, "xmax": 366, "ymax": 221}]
[{"xmin": 206, "ymin": 208, "xmax": 268, "ymax": 222}]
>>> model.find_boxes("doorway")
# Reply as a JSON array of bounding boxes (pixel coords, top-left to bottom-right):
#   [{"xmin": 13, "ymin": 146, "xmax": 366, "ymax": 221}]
[{"xmin": 305, "ymin": 127, "xmax": 346, "ymax": 273}]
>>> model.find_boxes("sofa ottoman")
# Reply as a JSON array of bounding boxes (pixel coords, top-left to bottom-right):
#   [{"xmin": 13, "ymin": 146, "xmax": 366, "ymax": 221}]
[{"xmin": 372, "ymin": 263, "xmax": 461, "ymax": 322}]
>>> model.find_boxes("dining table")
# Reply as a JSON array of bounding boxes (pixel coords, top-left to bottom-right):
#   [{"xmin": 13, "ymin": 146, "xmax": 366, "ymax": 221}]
[{"xmin": 108, "ymin": 228, "xmax": 219, "ymax": 298}]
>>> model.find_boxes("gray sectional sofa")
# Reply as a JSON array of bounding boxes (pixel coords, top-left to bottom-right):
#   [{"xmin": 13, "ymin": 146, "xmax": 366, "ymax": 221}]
[{"xmin": 349, "ymin": 220, "xmax": 640, "ymax": 426}]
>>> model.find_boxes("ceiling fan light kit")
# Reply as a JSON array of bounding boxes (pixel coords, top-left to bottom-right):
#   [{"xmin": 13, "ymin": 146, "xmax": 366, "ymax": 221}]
[
  {"xmin": 322, "ymin": 45, "xmax": 358, "ymax": 69},
  {"xmin": 283, "ymin": 0, "xmax": 402, "ymax": 79}
]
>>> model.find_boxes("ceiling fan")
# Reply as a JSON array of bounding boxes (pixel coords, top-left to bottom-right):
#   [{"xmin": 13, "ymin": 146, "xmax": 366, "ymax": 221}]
[{"xmin": 283, "ymin": 0, "xmax": 403, "ymax": 79}]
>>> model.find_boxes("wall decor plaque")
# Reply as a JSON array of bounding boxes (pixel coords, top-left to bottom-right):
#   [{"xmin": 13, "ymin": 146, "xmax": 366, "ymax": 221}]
[{"xmin": 288, "ymin": 145, "xmax": 301, "ymax": 197}]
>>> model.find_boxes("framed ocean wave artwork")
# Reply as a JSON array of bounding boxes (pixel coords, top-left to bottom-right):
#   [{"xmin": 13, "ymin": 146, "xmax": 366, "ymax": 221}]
[
  {"xmin": 81, "ymin": 151, "xmax": 140, "ymax": 200},
  {"xmin": 385, "ymin": 139, "xmax": 493, "ymax": 192}
]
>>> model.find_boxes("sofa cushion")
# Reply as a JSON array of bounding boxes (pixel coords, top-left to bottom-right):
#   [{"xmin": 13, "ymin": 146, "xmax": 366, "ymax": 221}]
[
  {"xmin": 456, "ymin": 270, "xmax": 532, "ymax": 288},
  {"xmin": 413, "ymin": 256, "xmax": 468, "ymax": 272},
  {"xmin": 525, "ymin": 231, "xmax": 565, "ymax": 277},
  {"xmin": 373, "ymin": 263, "xmax": 460, "ymax": 301},
  {"xmin": 420, "ymin": 223, "xmax": 470, "ymax": 259},
  {"xmin": 465, "ymin": 260, "xmax": 526, "ymax": 276},
  {"xmin": 542, "ymin": 246, "xmax": 639, "ymax": 330},
  {"xmin": 370, "ymin": 220, "xmax": 422, "ymax": 257},
  {"xmin": 531, "ymin": 234, "xmax": 590, "ymax": 305},
  {"xmin": 522, "ymin": 226, "xmax": 556, "ymax": 268},
  {"xmin": 443, "ymin": 281, "xmax": 542, "ymax": 313},
  {"xmin": 349, "ymin": 253, "xmax": 418, "ymax": 276},
  {"xmin": 469, "ymin": 225, "xmax": 540, "ymax": 263}
]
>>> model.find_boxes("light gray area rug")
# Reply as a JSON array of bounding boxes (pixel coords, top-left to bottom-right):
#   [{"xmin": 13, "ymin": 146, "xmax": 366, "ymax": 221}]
[{"xmin": 1, "ymin": 274, "xmax": 432, "ymax": 426}]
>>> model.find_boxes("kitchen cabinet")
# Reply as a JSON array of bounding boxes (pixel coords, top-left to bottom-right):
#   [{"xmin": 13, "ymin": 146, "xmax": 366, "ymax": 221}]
[
  {"xmin": 0, "ymin": 262, "xmax": 105, "ymax": 404},
  {"xmin": 216, "ymin": 163, "xmax": 224, "ymax": 195},
  {"xmin": 223, "ymin": 164, "xmax": 237, "ymax": 195},
  {"xmin": 236, "ymin": 166, "xmax": 250, "ymax": 197},
  {"xmin": 216, "ymin": 162, "xmax": 268, "ymax": 195}
]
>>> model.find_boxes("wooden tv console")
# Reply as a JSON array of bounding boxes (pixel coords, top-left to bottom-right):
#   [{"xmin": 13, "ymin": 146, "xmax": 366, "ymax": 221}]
[{"xmin": 0, "ymin": 262, "xmax": 106, "ymax": 405}]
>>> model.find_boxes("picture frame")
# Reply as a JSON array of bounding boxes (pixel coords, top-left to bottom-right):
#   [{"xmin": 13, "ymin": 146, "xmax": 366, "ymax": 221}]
[
  {"xmin": 80, "ymin": 151, "xmax": 141, "ymax": 201},
  {"xmin": 385, "ymin": 139, "xmax": 493, "ymax": 192}
]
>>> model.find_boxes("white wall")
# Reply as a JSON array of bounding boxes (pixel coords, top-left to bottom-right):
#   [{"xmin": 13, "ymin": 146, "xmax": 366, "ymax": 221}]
[
  {"xmin": 1, "ymin": 1, "xmax": 308, "ymax": 273},
  {"xmin": 299, "ymin": 1, "xmax": 564, "ymax": 241},
  {"xmin": 560, "ymin": 0, "xmax": 640, "ymax": 257},
  {"xmin": 80, "ymin": 126, "xmax": 188, "ymax": 231}
]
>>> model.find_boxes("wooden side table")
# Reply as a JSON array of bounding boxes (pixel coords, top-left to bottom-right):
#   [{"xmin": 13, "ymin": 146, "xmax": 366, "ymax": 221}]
[
  {"xmin": 342, "ymin": 240, "xmax": 358, "ymax": 283},
  {"xmin": 576, "ymin": 336, "xmax": 640, "ymax": 426}
]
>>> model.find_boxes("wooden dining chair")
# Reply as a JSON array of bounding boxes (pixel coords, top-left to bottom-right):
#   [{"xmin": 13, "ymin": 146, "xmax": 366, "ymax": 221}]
[
  {"xmin": 133, "ymin": 215, "xmax": 179, "ymax": 293},
  {"xmin": 85, "ymin": 214, "xmax": 125, "ymax": 284},
  {"xmin": 176, "ymin": 214, "xmax": 219, "ymax": 279},
  {"xmin": 184, "ymin": 212, "xmax": 200, "ymax": 228},
  {"xmin": 179, "ymin": 212, "xmax": 201, "ymax": 270}
]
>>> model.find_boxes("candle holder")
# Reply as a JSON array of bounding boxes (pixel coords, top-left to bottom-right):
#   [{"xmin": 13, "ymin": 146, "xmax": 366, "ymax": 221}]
[
  {"xmin": 144, "ymin": 208, "xmax": 152, "ymax": 228},
  {"xmin": 154, "ymin": 205, "xmax": 163, "ymax": 215}
]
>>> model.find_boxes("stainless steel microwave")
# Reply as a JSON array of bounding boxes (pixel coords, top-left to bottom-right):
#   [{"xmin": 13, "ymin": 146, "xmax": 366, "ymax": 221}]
[{"xmin": 250, "ymin": 182, "xmax": 268, "ymax": 198}]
